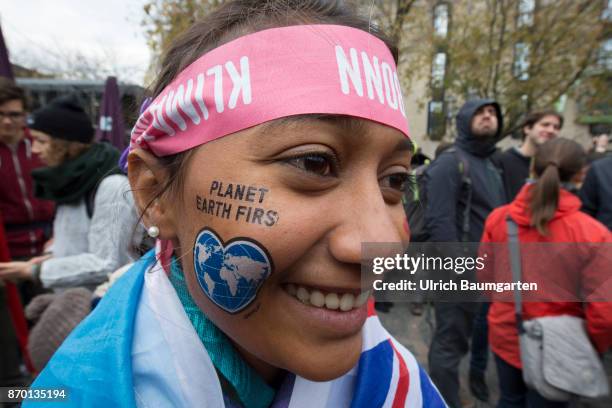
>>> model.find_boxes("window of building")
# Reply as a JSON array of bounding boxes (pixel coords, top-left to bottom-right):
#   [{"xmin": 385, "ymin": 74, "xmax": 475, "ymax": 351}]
[
  {"xmin": 466, "ymin": 88, "xmax": 479, "ymax": 100},
  {"xmin": 513, "ymin": 42, "xmax": 530, "ymax": 80},
  {"xmin": 433, "ymin": 3, "xmax": 449, "ymax": 38},
  {"xmin": 598, "ymin": 38, "xmax": 612, "ymax": 71},
  {"xmin": 603, "ymin": 0, "xmax": 612, "ymax": 21},
  {"xmin": 431, "ymin": 52, "xmax": 447, "ymax": 87},
  {"xmin": 427, "ymin": 100, "xmax": 446, "ymax": 139},
  {"xmin": 517, "ymin": 0, "xmax": 535, "ymax": 27}
]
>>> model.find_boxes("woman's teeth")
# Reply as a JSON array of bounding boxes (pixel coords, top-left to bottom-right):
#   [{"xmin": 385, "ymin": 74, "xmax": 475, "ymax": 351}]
[{"xmin": 286, "ymin": 284, "xmax": 370, "ymax": 311}]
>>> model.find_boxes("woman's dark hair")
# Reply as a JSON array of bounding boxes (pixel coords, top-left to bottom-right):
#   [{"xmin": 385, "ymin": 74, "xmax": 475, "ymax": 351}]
[
  {"xmin": 146, "ymin": 0, "xmax": 398, "ymax": 200},
  {"xmin": 530, "ymin": 138, "xmax": 586, "ymax": 235}
]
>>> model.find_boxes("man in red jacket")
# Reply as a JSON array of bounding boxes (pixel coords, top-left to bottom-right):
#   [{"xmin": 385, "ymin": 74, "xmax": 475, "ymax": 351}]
[
  {"xmin": 0, "ymin": 78, "xmax": 54, "ymax": 259},
  {"xmin": 0, "ymin": 78, "xmax": 54, "ymax": 387}
]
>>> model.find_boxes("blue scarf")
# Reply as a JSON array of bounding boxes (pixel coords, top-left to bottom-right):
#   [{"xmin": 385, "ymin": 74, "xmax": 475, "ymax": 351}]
[
  {"xmin": 168, "ymin": 258, "xmax": 275, "ymax": 408},
  {"xmin": 26, "ymin": 251, "xmax": 447, "ymax": 407}
]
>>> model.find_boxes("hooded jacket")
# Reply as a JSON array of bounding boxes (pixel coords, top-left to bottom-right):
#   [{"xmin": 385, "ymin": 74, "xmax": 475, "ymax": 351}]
[
  {"xmin": 480, "ymin": 185, "xmax": 612, "ymax": 369},
  {"xmin": 580, "ymin": 155, "xmax": 612, "ymax": 230},
  {"xmin": 423, "ymin": 99, "xmax": 506, "ymax": 243}
]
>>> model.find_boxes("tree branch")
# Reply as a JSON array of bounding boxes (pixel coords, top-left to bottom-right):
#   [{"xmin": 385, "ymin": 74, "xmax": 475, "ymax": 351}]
[
  {"xmin": 491, "ymin": 0, "xmax": 508, "ymax": 99},
  {"xmin": 484, "ymin": 0, "xmax": 498, "ymax": 96},
  {"xmin": 390, "ymin": 0, "xmax": 417, "ymax": 44}
]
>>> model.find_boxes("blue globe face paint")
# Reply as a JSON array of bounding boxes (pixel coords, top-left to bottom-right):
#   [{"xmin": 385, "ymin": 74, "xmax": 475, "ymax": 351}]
[{"xmin": 193, "ymin": 227, "xmax": 272, "ymax": 313}]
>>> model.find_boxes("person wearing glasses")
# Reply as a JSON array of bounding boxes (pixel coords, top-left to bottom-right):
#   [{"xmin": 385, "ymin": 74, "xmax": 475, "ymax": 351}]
[
  {"xmin": 0, "ymin": 78, "xmax": 54, "ymax": 389},
  {"xmin": 0, "ymin": 78, "xmax": 54, "ymax": 260}
]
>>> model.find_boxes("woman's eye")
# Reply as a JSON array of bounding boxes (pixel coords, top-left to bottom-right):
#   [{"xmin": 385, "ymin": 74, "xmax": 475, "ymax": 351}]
[
  {"xmin": 380, "ymin": 172, "xmax": 409, "ymax": 192},
  {"xmin": 285, "ymin": 153, "xmax": 337, "ymax": 177}
]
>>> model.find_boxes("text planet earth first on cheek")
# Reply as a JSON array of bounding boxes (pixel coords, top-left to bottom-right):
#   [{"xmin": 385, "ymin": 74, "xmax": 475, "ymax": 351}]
[
  {"xmin": 196, "ymin": 195, "xmax": 279, "ymax": 227},
  {"xmin": 210, "ymin": 180, "xmax": 269, "ymax": 203}
]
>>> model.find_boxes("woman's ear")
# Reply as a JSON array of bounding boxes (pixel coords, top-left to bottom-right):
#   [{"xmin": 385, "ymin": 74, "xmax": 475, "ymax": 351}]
[{"xmin": 127, "ymin": 149, "xmax": 177, "ymax": 240}]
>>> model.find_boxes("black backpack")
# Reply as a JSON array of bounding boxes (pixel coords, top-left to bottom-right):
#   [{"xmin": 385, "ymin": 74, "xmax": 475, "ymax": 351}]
[{"xmin": 403, "ymin": 147, "xmax": 473, "ymax": 242}]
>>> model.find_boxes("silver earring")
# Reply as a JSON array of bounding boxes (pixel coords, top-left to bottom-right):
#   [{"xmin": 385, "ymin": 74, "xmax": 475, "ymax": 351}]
[{"xmin": 147, "ymin": 225, "xmax": 159, "ymax": 238}]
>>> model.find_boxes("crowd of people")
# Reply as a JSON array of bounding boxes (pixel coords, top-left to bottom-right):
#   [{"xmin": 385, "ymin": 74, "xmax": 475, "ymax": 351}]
[
  {"xmin": 407, "ymin": 99, "xmax": 612, "ymax": 407},
  {"xmin": 0, "ymin": 79, "xmax": 146, "ymax": 378},
  {"xmin": 0, "ymin": 0, "xmax": 610, "ymax": 407}
]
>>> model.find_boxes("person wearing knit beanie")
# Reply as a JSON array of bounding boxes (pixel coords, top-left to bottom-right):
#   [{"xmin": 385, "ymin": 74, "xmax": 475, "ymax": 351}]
[
  {"xmin": 0, "ymin": 92, "xmax": 143, "ymax": 296},
  {"xmin": 28, "ymin": 94, "xmax": 94, "ymax": 144},
  {"xmin": 22, "ymin": 95, "xmax": 97, "ymax": 168}
]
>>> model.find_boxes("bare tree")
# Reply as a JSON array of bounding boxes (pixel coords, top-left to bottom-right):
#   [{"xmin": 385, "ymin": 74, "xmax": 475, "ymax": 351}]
[{"xmin": 13, "ymin": 44, "xmax": 142, "ymax": 83}]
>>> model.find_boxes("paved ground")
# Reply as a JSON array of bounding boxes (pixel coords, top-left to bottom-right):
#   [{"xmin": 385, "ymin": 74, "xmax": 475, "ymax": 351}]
[{"xmin": 379, "ymin": 302, "xmax": 612, "ymax": 408}]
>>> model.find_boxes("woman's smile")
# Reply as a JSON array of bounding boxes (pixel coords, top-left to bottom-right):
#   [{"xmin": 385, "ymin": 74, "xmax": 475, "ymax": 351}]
[{"xmin": 282, "ymin": 285, "xmax": 369, "ymax": 337}]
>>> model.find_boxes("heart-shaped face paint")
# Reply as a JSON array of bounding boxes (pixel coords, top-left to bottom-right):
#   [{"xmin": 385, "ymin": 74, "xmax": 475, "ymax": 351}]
[{"xmin": 193, "ymin": 227, "xmax": 272, "ymax": 313}]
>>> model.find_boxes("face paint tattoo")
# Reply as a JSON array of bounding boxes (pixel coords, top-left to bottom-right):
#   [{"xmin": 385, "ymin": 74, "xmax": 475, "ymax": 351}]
[
  {"xmin": 196, "ymin": 180, "xmax": 280, "ymax": 226},
  {"xmin": 210, "ymin": 180, "xmax": 268, "ymax": 203},
  {"xmin": 193, "ymin": 227, "xmax": 273, "ymax": 313}
]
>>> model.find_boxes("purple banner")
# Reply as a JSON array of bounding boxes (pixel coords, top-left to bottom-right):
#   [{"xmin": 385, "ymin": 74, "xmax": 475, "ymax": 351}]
[{"xmin": 0, "ymin": 24, "xmax": 14, "ymax": 80}]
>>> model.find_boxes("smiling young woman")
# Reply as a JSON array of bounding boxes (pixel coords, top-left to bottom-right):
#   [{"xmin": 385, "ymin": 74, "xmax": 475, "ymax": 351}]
[
  {"xmin": 141, "ymin": 117, "xmax": 413, "ymax": 382},
  {"xmin": 26, "ymin": 1, "xmax": 447, "ymax": 407}
]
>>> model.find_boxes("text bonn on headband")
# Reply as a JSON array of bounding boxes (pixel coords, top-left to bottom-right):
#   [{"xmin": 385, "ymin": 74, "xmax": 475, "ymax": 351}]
[{"xmin": 130, "ymin": 24, "xmax": 410, "ymax": 157}]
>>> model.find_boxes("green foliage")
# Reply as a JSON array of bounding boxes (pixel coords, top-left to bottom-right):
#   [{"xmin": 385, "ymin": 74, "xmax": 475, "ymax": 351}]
[
  {"xmin": 142, "ymin": 0, "xmax": 224, "ymax": 57},
  {"xmin": 415, "ymin": 0, "xmax": 609, "ymax": 135}
]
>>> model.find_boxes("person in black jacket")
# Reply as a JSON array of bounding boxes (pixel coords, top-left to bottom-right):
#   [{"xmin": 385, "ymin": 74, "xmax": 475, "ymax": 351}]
[
  {"xmin": 424, "ymin": 99, "xmax": 506, "ymax": 408},
  {"xmin": 495, "ymin": 110, "xmax": 563, "ymax": 202},
  {"xmin": 580, "ymin": 155, "xmax": 612, "ymax": 230}
]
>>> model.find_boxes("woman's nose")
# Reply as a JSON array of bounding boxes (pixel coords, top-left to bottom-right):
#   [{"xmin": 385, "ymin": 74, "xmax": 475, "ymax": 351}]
[{"xmin": 327, "ymin": 188, "xmax": 402, "ymax": 265}]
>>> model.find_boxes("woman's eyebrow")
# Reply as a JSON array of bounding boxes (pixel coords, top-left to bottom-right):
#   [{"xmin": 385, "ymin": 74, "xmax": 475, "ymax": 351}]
[
  {"xmin": 254, "ymin": 117, "xmax": 410, "ymax": 151},
  {"xmin": 260, "ymin": 115, "xmax": 358, "ymax": 134},
  {"xmin": 254, "ymin": 115, "xmax": 358, "ymax": 145},
  {"xmin": 249, "ymin": 119, "xmax": 301, "ymax": 150},
  {"xmin": 394, "ymin": 138, "xmax": 414, "ymax": 153}
]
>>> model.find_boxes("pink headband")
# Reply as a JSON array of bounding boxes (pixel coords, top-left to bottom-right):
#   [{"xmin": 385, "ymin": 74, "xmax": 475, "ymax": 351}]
[{"xmin": 130, "ymin": 24, "xmax": 410, "ymax": 157}]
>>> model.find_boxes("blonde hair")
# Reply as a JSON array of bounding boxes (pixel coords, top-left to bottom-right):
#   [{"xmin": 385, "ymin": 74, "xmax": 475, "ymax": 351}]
[{"xmin": 46, "ymin": 138, "xmax": 91, "ymax": 166}]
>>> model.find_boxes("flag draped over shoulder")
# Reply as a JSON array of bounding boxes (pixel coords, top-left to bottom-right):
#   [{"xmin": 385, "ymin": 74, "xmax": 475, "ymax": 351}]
[{"xmin": 26, "ymin": 250, "xmax": 446, "ymax": 407}]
